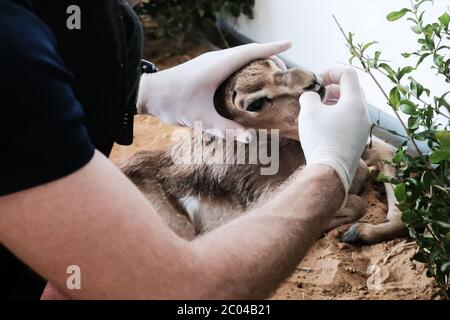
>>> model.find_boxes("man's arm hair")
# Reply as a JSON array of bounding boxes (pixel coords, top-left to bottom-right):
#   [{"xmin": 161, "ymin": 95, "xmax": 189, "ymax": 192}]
[{"xmin": 0, "ymin": 151, "xmax": 343, "ymax": 299}]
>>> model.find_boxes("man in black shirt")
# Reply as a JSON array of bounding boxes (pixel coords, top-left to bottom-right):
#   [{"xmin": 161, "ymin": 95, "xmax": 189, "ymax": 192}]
[{"xmin": 0, "ymin": 0, "xmax": 371, "ymax": 299}]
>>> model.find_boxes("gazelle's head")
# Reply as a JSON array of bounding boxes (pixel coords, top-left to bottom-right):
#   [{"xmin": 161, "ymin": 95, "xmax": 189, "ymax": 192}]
[{"xmin": 214, "ymin": 59, "xmax": 324, "ymax": 140}]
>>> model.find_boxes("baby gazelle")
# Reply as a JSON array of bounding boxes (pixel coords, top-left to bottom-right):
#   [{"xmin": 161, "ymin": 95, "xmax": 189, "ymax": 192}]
[{"xmin": 122, "ymin": 60, "xmax": 405, "ymax": 243}]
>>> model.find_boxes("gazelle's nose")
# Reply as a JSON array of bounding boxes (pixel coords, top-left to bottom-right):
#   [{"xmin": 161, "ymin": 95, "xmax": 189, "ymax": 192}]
[{"xmin": 303, "ymin": 74, "xmax": 326, "ymax": 99}]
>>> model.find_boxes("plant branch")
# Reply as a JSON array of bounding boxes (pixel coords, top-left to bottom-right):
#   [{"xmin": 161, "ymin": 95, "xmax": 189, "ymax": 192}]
[
  {"xmin": 333, "ymin": 15, "xmax": 444, "ymax": 184},
  {"xmin": 334, "ymin": 1, "xmax": 450, "ymax": 300},
  {"xmin": 373, "ymin": 68, "xmax": 450, "ymax": 120}
]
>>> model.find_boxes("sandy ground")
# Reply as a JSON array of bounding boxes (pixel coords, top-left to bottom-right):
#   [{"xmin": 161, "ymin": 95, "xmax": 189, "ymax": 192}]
[
  {"xmin": 272, "ymin": 183, "xmax": 437, "ymax": 300},
  {"xmin": 109, "ymin": 35, "xmax": 438, "ymax": 300}
]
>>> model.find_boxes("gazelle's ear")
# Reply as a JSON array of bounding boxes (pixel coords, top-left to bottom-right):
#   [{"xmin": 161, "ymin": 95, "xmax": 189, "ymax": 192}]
[{"xmin": 214, "ymin": 81, "xmax": 234, "ymax": 120}]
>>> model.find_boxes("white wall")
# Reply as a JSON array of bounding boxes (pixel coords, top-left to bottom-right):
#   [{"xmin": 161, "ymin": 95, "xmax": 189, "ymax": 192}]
[{"xmin": 234, "ymin": 0, "xmax": 449, "ymax": 119}]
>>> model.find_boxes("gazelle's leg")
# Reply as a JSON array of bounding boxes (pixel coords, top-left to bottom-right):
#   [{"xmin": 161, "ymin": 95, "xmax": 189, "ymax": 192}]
[
  {"xmin": 342, "ymin": 138, "xmax": 406, "ymax": 244},
  {"xmin": 143, "ymin": 185, "xmax": 196, "ymax": 240},
  {"xmin": 348, "ymin": 159, "xmax": 369, "ymax": 195},
  {"xmin": 121, "ymin": 152, "xmax": 196, "ymax": 240},
  {"xmin": 326, "ymin": 195, "xmax": 367, "ymax": 231}
]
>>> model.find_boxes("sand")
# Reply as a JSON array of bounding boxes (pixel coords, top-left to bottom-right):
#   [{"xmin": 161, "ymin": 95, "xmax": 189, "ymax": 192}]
[{"xmin": 272, "ymin": 182, "xmax": 437, "ymax": 300}]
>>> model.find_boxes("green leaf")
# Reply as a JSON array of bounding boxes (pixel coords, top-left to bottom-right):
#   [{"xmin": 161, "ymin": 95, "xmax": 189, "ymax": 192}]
[
  {"xmin": 413, "ymin": 251, "xmax": 428, "ymax": 263},
  {"xmin": 361, "ymin": 41, "xmax": 378, "ymax": 53},
  {"xmin": 379, "ymin": 63, "xmax": 396, "ymax": 77},
  {"xmin": 389, "ymin": 87, "xmax": 401, "ymax": 108},
  {"xmin": 408, "ymin": 116, "xmax": 421, "ymax": 130},
  {"xmin": 348, "ymin": 32, "xmax": 354, "ymax": 43},
  {"xmin": 444, "ymin": 232, "xmax": 450, "ymax": 251},
  {"xmin": 377, "ymin": 173, "xmax": 399, "ymax": 184},
  {"xmin": 400, "ymin": 100, "xmax": 417, "ymax": 115},
  {"xmin": 424, "ymin": 34, "xmax": 435, "ymax": 50},
  {"xmin": 429, "ymin": 149, "xmax": 450, "ymax": 163},
  {"xmin": 432, "ymin": 220, "xmax": 450, "ymax": 230},
  {"xmin": 411, "ymin": 23, "xmax": 423, "ymax": 34},
  {"xmin": 435, "ymin": 92, "xmax": 450, "ymax": 112},
  {"xmin": 402, "ymin": 52, "xmax": 412, "ymax": 58},
  {"xmin": 402, "ymin": 210, "xmax": 418, "ymax": 224},
  {"xmin": 397, "ymin": 66, "xmax": 415, "ymax": 80},
  {"xmin": 414, "ymin": 131, "xmax": 428, "ymax": 141},
  {"xmin": 409, "ymin": 77, "xmax": 425, "ymax": 98},
  {"xmin": 439, "ymin": 12, "xmax": 450, "ymax": 28},
  {"xmin": 420, "ymin": 171, "xmax": 432, "ymax": 189},
  {"xmin": 441, "ymin": 262, "xmax": 450, "ymax": 273},
  {"xmin": 387, "ymin": 9, "xmax": 410, "ymax": 22},
  {"xmin": 374, "ymin": 50, "xmax": 381, "ymax": 60},
  {"xmin": 423, "ymin": 24, "xmax": 434, "ymax": 36},
  {"xmin": 436, "ymin": 131, "xmax": 450, "ymax": 148},
  {"xmin": 377, "ymin": 172, "xmax": 390, "ymax": 183},
  {"xmin": 395, "ymin": 183, "xmax": 407, "ymax": 202},
  {"xmin": 434, "ymin": 54, "xmax": 444, "ymax": 68},
  {"xmin": 429, "ymin": 245, "xmax": 440, "ymax": 263},
  {"xmin": 416, "ymin": 53, "xmax": 431, "ymax": 67},
  {"xmin": 372, "ymin": 51, "xmax": 382, "ymax": 67}
]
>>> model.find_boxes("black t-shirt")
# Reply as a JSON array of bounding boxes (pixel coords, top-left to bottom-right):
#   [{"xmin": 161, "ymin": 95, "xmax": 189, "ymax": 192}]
[
  {"xmin": 0, "ymin": 0, "xmax": 95, "ymax": 299},
  {"xmin": 0, "ymin": 0, "xmax": 96, "ymax": 196},
  {"xmin": 0, "ymin": 0, "xmax": 142, "ymax": 299}
]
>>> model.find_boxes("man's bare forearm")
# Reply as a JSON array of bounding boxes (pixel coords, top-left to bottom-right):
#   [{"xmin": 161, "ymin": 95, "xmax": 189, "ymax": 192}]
[
  {"xmin": 44, "ymin": 164, "xmax": 344, "ymax": 300},
  {"xmin": 44, "ymin": 165, "xmax": 344, "ymax": 299},
  {"xmin": 191, "ymin": 164, "xmax": 344, "ymax": 299},
  {"xmin": 0, "ymin": 152, "xmax": 343, "ymax": 300}
]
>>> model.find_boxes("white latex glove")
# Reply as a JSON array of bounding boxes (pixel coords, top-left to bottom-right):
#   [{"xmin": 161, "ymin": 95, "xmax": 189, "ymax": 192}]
[
  {"xmin": 137, "ymin": 41, "xmax": 292, "ymax": 142},
  {"xmin": 299, "ymin": 68, "xmax": 371, "ymax": 194}
]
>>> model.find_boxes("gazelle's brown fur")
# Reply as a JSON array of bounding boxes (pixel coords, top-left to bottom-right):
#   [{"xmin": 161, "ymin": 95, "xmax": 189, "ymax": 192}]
[{"xmin": 121, "ymin": 60, "xmax": 405, "ymax": 243}]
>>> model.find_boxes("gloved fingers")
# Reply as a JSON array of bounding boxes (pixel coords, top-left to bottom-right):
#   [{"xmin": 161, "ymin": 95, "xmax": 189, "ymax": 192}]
[
  {"xmin": 269, "ymin": 55, "xmax": 288, "ymax": 72},
  {"xmin": 337, "ymin": 69, "xmax": 364, "ymax": 106},
  {"xmin": 319, "ymin": 67, "xmax": 359, "ymax": 87},
  {"xmin": 360, "ymin": 86, "xmax": 368, "ymax": 105},
  {"xmin": 214, "ymin": 40, "xmax": 293, "ymax": 83},
  {"xmin": 202, "ymin": 111, "xmax": 250, "ymax": 143},
  {"xmin": 299, "ymin": 91, "xmax": 325, "ymax": 114},
  {"xmin": 359, "ymin": 88, "xmax": 372, "ymax": 134},
  {"xmin": 323, "ymin": 84, "xmax": 341, "ymax": 104},
  {"xmin": 320, "ymin": 68, "xmax": 366, "ymax": 111},
  {"xmin": 229, "ymin": 40, "xmax": 293, "ymax": 59}
]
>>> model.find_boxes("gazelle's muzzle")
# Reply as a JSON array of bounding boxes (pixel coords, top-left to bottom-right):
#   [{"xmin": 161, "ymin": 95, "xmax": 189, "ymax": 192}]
[{"xmin": 303, "ymin": 74, "xmax": 326, "ymax": 99}]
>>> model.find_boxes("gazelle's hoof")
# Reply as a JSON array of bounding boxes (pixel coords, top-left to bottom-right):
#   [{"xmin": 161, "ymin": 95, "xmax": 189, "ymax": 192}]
[{"xmin": 341, "ymin": 224, "xmax": 362, "ymax": 243}]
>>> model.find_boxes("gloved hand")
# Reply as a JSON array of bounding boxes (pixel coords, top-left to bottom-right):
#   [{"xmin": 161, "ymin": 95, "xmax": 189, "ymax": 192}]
[
  {"xmin": 137, "ymin": 41, "xmax": 292, "ymax": 142},
  {"xmin": 299, "ymin": 68, "xmax": 371, "ymax": 193}
]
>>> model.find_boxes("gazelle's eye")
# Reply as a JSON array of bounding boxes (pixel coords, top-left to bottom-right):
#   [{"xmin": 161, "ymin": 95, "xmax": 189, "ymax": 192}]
[{"xmin": 246, "ymin": 98, "xmax": 267, "ymax": 112}]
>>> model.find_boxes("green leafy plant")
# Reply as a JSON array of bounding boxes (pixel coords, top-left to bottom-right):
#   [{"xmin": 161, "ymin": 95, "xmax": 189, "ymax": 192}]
[
  {"xmin": 335, "ymin": 0, "xmax": 450, "ymax": 299},
  {"xmin": 137, "ymin": 0, "xmax": 255, "ymax": 47}
]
